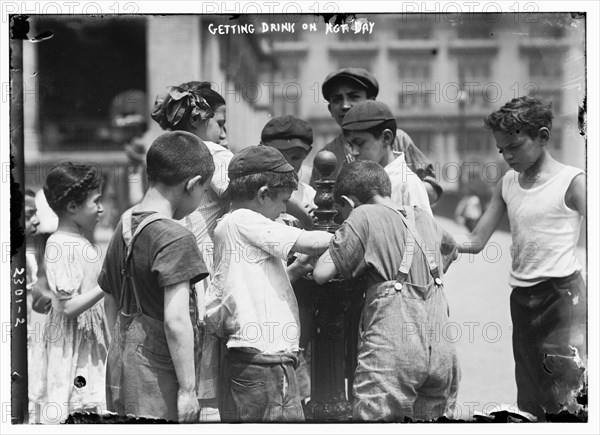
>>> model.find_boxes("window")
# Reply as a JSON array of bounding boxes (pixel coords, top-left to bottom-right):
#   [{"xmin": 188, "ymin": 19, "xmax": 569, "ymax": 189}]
[
  {"xmin": 273, "ymin": 56, "xmax": 301, "ymax": 116},
  {"xmin": 35, "ymin": 16, "xmax": 147, "ymax": 152},
  {"xmin": 405, "ymin": 130, "xmax": 435, "ymax": 156},
  {"xmin": 456, "ymin": 53, "xmax": 494, "ymax": 108},
  {"xmin": 334, "ymin": 54, "xmax": 375, "ymax": 73},
  {"xmin": 396, "ymin": 55, "xmax": 434, "ymax": 110},
  {"xmin": 526, "ymin": 13, "xmax": 567, "ymax": 38},
  {"xmin": 528, "ymin": 52, "xmax": 563, "ymax": 82},
  {"xmin": 396, "ymin": 15, "xmax": 433, "ymax": 39},
  {"xmin": 456, "ymin": 14, "xmax": 496, "ymax": 39},
  {"xmin": 457, "ymin": 129, "xmax": 494, "ymax": 155}
]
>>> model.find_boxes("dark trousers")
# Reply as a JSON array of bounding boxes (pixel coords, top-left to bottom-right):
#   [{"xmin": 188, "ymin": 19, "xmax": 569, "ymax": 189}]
[
  {"xmin": 219, "ymin": 349, "xmax": 305, "ymax": 422},
  {"xmin": 510, "ymin": 271, "xmax": 587, "ymax": 421}
]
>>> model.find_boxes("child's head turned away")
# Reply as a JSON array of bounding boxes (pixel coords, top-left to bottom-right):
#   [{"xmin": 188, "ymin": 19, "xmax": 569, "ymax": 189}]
[
  {"xmin": 146, "ymin": 130, "xmax": 215, "ymax": 186},
  {"xmin": 260, "ymin": 115, "xmax": 313, "ymax": 173},
  {"xmin": 227, "ymin": 145, "xmax": 298, "ymax": 220},
  {"xmin": 334, "ymin": 160, "xmax": 392, "ymax": 217}
]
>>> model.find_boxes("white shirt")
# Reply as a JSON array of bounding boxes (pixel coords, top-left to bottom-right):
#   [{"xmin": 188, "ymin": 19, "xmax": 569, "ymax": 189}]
[
  {"xmin": 385, "ymin": 152, "xmax": 433, "ymax": 216},
  {"xmin": 502, "ymin": 166, "xmax": 584, "ymax": 287},
  {"xmin": 205, "ymin": 209, "xmax": 304, "ymax": 354}
]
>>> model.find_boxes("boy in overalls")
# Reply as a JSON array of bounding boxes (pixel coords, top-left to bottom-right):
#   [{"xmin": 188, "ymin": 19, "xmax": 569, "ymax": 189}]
[
  {"xmin": 99, "ymin": 131, "xmax": 215, "ymax": 422},
  {"xmin": 313, "ymin": 160, "xmax": 459, "ymax": 422}
]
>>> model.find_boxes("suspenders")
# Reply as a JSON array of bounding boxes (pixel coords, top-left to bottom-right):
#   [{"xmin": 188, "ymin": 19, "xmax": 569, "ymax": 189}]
[
  {"xmin": 120, "ymin": 209, "xmax": 170, "ymax": 315},
  {"xmin": 393, "ymin": 206, "xmax": 442, "ymax": 291},
  {"xmin": 120, "ymin": 209, "xmax": 200, "ymax": 328}
]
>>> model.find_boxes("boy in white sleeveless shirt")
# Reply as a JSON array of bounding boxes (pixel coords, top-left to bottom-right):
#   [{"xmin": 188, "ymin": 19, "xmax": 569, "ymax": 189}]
[{"xmin": 454, "ymin": 96, "xmax": 586, "ymax": 421}]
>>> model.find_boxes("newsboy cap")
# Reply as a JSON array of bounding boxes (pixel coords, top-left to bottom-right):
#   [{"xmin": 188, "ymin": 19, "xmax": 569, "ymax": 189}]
[
  {"xmin": 342, "ymin": 100, "xmax": 396, "ymax": 131},
  {"xmin": 261, "ymin": 115, "xmax": 313, "ymax": 152},
  {"xmin": 228, "ymin": 145, "xmax": 295, "ymax": 179},
  {"xmin": 322, "ymin": 67, "xmax": 379, "ymax": 101}
]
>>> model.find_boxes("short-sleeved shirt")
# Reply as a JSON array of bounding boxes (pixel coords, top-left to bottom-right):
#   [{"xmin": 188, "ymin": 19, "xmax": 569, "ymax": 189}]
[
  {"xmin": 45, "ymin": 231, "xmax": 103, "ymax": 301},
  {"xmin": 329, "ymin": 204, "xmax": 455, "ymax": 289},
  {"xmin": 205, "ymin": 208, "xmax": 304, "ymax": 354},
  {"xmin": 98, "ymin": 212, "xmax": 208, "ymax": 322}
]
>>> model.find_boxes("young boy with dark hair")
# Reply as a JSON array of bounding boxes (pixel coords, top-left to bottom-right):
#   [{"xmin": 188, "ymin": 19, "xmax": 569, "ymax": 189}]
[
  {"xmin": 205, "ymin": 145, "xmax": 333, "ymax": 422},
  {"xmin": 99, "ymin": 131, "xmax": 215, "ymax": 422},
  {"xmin": 342, "ymin": 100, "xmax": 433, "ymax": 215},
  {"xmin": 313, "ymin": 160, "xmax": 459, "ymax": 422},
  {"xmin": 455, "ymin": 96, "xmax": 587, "ymax": 421}
]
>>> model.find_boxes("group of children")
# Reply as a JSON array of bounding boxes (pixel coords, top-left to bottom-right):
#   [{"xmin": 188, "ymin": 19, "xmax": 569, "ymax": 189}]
[{"xmin": 24, "ymin": 68, "xmax": 586, "ymax": 424}]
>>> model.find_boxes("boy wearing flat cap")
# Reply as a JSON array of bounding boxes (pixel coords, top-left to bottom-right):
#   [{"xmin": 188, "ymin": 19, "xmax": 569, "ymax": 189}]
[
  {"xmin": 261, "ymin": 115, "xmax": 317, "ymax": 228},
  {"xmin": 342, "ymin": 100, "xmax": 433, "ymax": 216},
  {"xmin": 204, "ymin": 146, "xmax": 333, "ymax": 422},
  {"xmin": 310, "ymin": 67, "xmax": 442, "ymax": 205},
  {"xmin": 261, "ymin": 115, "xmax": 318, "ymax": 401}
]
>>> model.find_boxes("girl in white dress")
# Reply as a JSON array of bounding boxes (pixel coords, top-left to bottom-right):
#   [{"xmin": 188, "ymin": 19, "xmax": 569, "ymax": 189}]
[{"xmin": 42, "ymin": 162, "xmax": 109, "ymax": 423}]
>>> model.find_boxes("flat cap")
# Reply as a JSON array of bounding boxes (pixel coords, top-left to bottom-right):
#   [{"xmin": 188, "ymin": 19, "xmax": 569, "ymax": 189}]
[
  {"xmin": 342, "ymin": 100, "xmax": 396, "ymax": 130},
  {"xmin": 261, "ymin": 115, "xmax": 313, "ymax": 152},
  {"xmin": 322, "ymin": 67, "xmax": 379, "ymax": 101},
  {"xmin": 228, "ymin": 145, "xmax": 294, "ymax": 179}
]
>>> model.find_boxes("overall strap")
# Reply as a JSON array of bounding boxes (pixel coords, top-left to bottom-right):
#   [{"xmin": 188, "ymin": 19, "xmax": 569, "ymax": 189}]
[
  {"xmin": 393, "ymin": 206, "xmax": 442, "ymax": 290},
  {"xmin": 120, "ymin": 208, "xmax": 170, "ymax": 314},
  {"xmin": 394, "ymin": 208, "xmax": 416, "ymax": 287}
]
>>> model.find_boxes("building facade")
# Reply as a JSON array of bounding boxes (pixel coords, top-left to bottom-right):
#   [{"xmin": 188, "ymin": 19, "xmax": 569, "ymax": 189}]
[
  {"xmin": 22, "ymin": 13, "xmax": 586, "ymax": 205},
  {"xmin": 268, "ymin": 13, "xmax": 586, "ymax": 192}
]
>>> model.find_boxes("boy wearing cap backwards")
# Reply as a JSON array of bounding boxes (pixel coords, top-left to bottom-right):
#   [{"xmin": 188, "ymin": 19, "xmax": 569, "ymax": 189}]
[
  {"xmin": 204, "ymin": 146, "xmax": 333, "ymax": 422},
  {"xmin": 342, "ymin": 100, "xmax": 433, "ymax": 216},
  {"xmin": 309, "ymin": 67, "xmax": 442, "ymax": 204},
  {"xmin": 313, "ymin": 160, "xmax": 459, "ymax": 422}
]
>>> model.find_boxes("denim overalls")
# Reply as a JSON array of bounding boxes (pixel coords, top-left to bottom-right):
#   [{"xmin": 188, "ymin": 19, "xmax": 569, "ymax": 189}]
[
  {"xmin": 353, "ymin": 207, "xmax": 460, "ymax": 422},
  {"xmin": 105, "ymin": 211, "xmax": 200, "ymax": 422}
]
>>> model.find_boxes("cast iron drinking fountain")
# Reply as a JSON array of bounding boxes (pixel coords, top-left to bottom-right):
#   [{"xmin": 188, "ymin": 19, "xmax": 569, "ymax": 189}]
[{"xmin": 303, "ymin": 150, "xmax": 364, "ymax": 422}]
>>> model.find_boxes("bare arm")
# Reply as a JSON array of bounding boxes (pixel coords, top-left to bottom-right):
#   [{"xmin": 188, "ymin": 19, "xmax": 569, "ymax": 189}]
[
  {"xmin": 104, "ymin": 292, "xmax": 119, "ymax": 334},
  {"xmin": 164, "ymin": 281, "xmax": 199, "ymax": 422},
  {"xmin": 57, "ymin": 286, "xmax": 105, "ymax": 320},
  {"xmin": 313, "ymin": 250, "xmax": 338, "ymax": 285},
  {"xmin": 565, "ymin": 173, "xmax": 586, "ymax": 218},
  {"xmin": 291, "ymin": 230, "xmax": 333, "ymax": 257},
  {"xmin": 286, "ymin": 196, "xmax": 314, "ymax": 230},
  {"xmin": 454, "ymin": 181, "xmax": 506, "ymax": 254}
]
